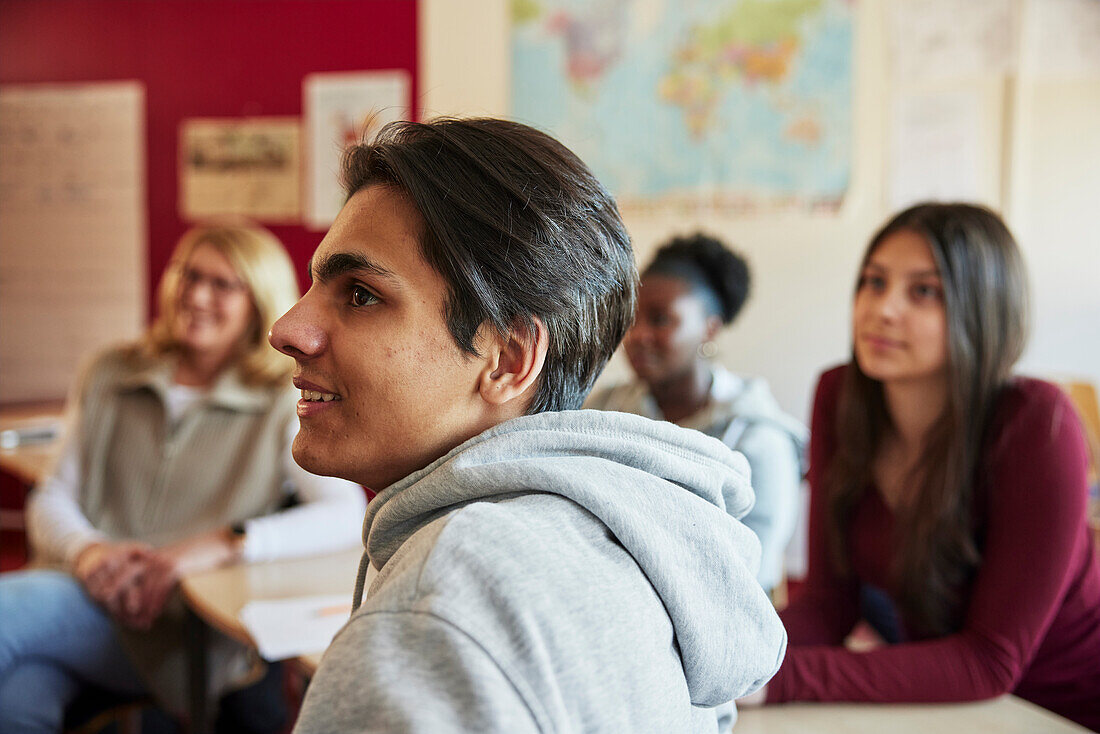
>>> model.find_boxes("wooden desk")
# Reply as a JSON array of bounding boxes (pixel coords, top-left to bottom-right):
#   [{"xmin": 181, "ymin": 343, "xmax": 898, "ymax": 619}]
[
  {"xmin": 0, "ymin": 404, "xmax": 63, "ymax": 563},
  {"xmin": 735, "ymin": 695, "xmax": 1090, "ymax": 733},
  {"xmin": 179, "ymin": 547, "xmax": 362, "ymax": 674},
  {"xmin": 181, "ymin": 553, "xmax": 1090, "ymax": 734},
  {"xmin": 179, "ymin": 549, "xmax": 1089, "ymax": 734},
  {"xmin": 179, "ymin": 548, "xmax": 361, "ymax": 732}
]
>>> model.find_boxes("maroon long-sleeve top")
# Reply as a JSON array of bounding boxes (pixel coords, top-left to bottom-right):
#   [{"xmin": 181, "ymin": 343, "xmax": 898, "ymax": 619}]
[{"xmin": 769, "ymin": 365, "xmax": 1100, "ymax": 730}]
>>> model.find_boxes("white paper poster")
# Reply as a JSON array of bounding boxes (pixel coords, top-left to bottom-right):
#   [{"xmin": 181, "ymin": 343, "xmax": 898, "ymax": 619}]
[
  {"xmin": 890, "ymin": 0, "xmax": 1017, "ymax": 82},
  {"xmin": 0, "ymin": 82, "xmax": 146, "ymax": 402},
  {"xmin": 889, "ymin": 90, "xmax": 985, "ymax": 210},
  {"xmin": 1024, "ymin": 0, "xmax": 1100, "ymax": 78},
  {"xmin": 304, "ymin": 71, "xmax": 411, "ymax": 230}
]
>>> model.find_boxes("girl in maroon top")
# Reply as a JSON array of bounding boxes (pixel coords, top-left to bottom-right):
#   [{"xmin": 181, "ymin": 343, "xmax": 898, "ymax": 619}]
[{"xmin": 762, "ymin": 203, "xmax": 1100, "ymax": 730}]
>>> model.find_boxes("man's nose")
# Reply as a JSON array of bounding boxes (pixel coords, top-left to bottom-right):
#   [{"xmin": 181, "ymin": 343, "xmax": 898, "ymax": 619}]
[{"xmin": 269, "ymin": 293, "xmax": 326, "ymax": 359}]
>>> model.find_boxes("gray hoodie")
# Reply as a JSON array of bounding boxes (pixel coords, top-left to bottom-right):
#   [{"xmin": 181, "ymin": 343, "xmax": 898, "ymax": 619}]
[
  {"xmin": 587, "ymin": 367, "xmax": 808, "ymax": 592},
  {"xmin": 293, "ymin": 410, "xmax": 787, "ymax": 733}
]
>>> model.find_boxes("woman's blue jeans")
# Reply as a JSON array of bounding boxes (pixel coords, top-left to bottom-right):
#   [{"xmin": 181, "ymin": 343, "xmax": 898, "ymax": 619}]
[{"xmin": 0, "ymin": 569, "xmax": 146, "ymax": 734}]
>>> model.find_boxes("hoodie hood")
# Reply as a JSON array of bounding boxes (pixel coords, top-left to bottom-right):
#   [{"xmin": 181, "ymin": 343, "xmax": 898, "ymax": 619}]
[
  {"xmin": 586, "ymin": 367, "xmax": 808, "ymax": 475},
  {"xmin": 713, "ymin": 370, "xmax": 809, "ymax": 474},
  {"xmin": 355, "ymin": 409, "xmax": 786, "ymax": 705}
]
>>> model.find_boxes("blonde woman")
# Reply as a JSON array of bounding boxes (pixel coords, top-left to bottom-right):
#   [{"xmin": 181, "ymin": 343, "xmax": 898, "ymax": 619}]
[{"xmin": 0, "ymin": 224, "xmax": 364, "ymax": 732}]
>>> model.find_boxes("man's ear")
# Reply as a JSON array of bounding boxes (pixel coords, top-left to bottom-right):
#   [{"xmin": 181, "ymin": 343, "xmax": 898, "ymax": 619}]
[{"xmin": 478, "ymin": 316, "xmax": 549, "ymax": 407}]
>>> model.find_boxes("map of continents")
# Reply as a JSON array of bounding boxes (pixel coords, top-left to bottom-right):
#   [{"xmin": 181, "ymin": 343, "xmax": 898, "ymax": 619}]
[{"xmin": 512, "ymin": 0, "xmax": 852, "ymax": 210}]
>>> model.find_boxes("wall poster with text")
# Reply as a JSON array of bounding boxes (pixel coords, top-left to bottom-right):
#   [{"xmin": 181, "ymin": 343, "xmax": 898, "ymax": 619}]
[{"xmin": 179, "ymin": 117, "xmax": 301, "ymax": 222}]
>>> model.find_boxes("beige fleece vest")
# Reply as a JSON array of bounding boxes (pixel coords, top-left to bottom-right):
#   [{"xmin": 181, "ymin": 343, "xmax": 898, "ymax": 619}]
[
  {"xmin": 73, "ymin": 345, "xmax": 296, "ymax": 712},
  {"xmin": 76, "ymin": 347, "xmax": 293, "ymax": 543}
]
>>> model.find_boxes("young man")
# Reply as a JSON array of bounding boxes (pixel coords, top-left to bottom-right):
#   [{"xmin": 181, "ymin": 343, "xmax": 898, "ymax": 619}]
[{"xmin": 270, "ymin": 118, "xmax": 785, "ymax": 733}]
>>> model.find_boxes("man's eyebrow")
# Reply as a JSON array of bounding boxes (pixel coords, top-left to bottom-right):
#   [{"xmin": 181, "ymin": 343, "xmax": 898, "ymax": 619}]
[{"xmin": 309, "ymin": 251, "xmax": 396, "ymax": 283}]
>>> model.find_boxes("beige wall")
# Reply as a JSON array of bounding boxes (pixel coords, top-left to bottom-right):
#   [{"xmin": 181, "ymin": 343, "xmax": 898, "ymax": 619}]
[{"xmin": 421, "ymin": 0, "xmax": 1100, "ymax": 423}]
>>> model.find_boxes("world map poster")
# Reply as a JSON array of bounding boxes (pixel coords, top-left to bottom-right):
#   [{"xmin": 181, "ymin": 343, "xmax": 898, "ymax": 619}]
[{"xmin": 512, "ymin": 0, "xmax": 853, "ymax": 212}]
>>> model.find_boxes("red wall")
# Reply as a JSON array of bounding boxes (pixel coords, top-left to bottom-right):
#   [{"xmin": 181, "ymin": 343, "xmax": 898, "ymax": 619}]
[{"xmin": 0, "ymin": 0, "xmax": 418, "ymax": 313}]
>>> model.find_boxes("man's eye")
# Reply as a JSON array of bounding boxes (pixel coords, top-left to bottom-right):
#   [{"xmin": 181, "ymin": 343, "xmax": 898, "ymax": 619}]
[{"xmin": 350, "ymin": 285, "xmax": 378, "ymax": 307}]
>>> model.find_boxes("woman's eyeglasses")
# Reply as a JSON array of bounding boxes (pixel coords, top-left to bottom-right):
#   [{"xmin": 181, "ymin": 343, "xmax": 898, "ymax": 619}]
[{"xmin": 179, "ymin": 267, "xmax": 247, "ymax": 298}]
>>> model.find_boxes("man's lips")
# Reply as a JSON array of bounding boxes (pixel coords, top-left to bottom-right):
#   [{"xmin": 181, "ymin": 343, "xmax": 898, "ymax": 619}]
[
  {"xmin": 293, "ymin": 377, "xmax": 342, "ymax": 415},
  {"xmin": 293, "ymin": 377, "xmax": 338, "ymax": 394}
]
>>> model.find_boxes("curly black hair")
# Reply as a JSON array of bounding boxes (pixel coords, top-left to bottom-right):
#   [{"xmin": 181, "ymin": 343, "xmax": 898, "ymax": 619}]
[{"xmin": 644, "ymin": 233, "xmax": 751, "ymax": 325}]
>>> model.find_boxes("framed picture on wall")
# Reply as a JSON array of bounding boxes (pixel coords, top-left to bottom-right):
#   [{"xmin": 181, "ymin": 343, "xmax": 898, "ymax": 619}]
[
  {"xmin": 303, "ymin": 70, "xmax": 411, "ymax": 230},
  {"xmin": 179, "ymin": 117, "xmax": 301, "ymax": 222}
]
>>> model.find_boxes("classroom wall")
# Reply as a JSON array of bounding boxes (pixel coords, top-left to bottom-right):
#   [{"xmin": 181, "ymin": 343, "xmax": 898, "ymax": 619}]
[
  {"xmin": 421, "ymin": 0, "xmax": 1100, "ymax": 423},
  {"xmin": 0, "ymin": 0, "xmax": 417, "ymax": 303},
  {"xmin": 2, "ymin": 1, "xmax": 1096, "ymax": 418}
]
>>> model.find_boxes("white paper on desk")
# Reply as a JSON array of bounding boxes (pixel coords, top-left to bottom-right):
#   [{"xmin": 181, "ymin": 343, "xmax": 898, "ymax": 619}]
[{"xmin": 239, "ymin": 595, "xmax": 352, "ymax": 662}]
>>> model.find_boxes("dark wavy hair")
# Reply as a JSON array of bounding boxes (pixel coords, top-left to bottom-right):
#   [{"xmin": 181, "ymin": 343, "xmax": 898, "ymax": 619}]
[
  {"xmin": 827, "ymin": 203, "xmax": 1029, "ymax": 637},
  {"xmin": 644, "ymin": 232, "xmax": 751, "ymax": 325},
  {"xmin": 341, "ymin": 117, "xmax": 637, "ymax": 413}
]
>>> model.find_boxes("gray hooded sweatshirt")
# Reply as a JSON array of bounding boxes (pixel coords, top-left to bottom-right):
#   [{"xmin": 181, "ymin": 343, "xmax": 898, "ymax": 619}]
[
  {"xmin": 293, "ymin": 410, "xmax": 787, "ymax": 733},
  {"xmin": 587, "ymin": 367, "xmax": 809, "ymax": 593}
]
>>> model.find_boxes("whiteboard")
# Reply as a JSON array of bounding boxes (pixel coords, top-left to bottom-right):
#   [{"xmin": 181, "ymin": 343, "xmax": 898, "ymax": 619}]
[{"xmin": 0, "ymin": 81, "xmax": 147, "ymax": 403}]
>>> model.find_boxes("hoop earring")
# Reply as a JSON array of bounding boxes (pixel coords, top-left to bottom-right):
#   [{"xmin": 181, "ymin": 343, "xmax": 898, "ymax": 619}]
[{"xmin": 698, "ymin": 341, "xmax": 718, "ymax": 359}]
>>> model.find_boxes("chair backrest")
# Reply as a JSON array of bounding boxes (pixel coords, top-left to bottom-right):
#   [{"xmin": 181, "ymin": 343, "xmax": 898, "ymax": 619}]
[
  {"xmin": 1059, "ymin": 380, "xmax": 1100, "ymax": 554},
  {"xmin": 1060, "ymin": 381, "xmax": 1100, "ymax": 485}
]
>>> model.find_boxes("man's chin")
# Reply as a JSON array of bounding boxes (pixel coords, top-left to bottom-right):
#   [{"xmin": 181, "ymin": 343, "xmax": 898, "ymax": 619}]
[
  {"xmin": 290, "ymin": 433, "xmax": 420, "ymax": 491},
  {"xmin": 291, "ymin": 436, "xmax": 349, "ymax": 480}
]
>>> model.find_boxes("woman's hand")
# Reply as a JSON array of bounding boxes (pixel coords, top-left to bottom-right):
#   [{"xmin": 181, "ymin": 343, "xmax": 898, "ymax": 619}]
[
  {"xmin": 72, "ymin": 529, "xmax": 242, "ymax": 629},
  {"xmin": 115, "ymin": 527, "xmax": 242, "ymax": 629},
  {"xmin": 73, "ymin": 540, "xmax": 152, "ymax": 609},
  {"xmin": 117, "ymin": 551, "xmax": 180, "ymax": 629},
  {"xmin": 74, "ymin": 541, "xmax": 171, "ymax": 627}
]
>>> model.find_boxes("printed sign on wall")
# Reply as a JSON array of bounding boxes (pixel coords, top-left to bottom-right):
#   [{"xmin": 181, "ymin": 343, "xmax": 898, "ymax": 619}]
[{"xmin": 179, "ymin": 117, "xmax": 301, "ymax": 222}]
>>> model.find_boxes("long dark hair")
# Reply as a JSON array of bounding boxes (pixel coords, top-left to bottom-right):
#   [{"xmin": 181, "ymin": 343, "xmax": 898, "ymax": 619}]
[{"xmin": 827, "ymin": 203, "xmax": 1029, "ymax": 637}]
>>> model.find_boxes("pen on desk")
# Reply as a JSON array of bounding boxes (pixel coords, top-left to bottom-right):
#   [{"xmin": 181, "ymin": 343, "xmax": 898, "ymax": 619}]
[
  {"xmin": 314, "ymin": 603, "xmax": 353, "ymax": 618},
  {"xmin": 0, "ymin": 425, "xmax": 60, "ymax": 450}
]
